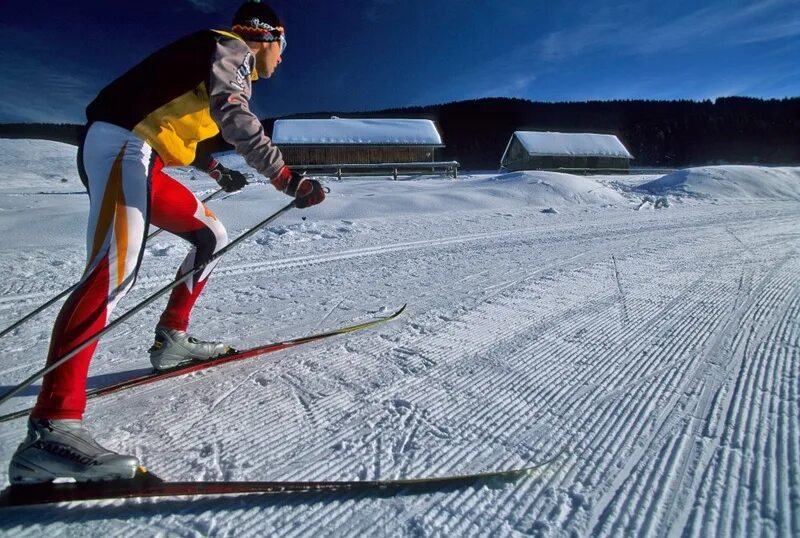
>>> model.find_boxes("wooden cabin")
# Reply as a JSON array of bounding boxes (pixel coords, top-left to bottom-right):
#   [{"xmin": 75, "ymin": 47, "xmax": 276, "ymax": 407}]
[
  {"xmin": 500, "ymin": 131, "xmax": 633, "ymax": 173},
  {"xmin": 272, "ymin": 118, "xmax": 442, "ymax": 166}
]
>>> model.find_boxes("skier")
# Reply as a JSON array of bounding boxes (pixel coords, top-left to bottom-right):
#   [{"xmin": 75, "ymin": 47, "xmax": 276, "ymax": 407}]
[{"xmin": 9, "ymin": 1, "xmax": 324, "ymax": 484}]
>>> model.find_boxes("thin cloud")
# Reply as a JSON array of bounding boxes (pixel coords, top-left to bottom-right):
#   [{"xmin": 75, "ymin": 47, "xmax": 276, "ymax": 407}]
[
  {"xmin": 730, "ymin": 17, "xmax": 800, "ymax": 45},
  {"xmin": 470, "ymin": 73, "xmax": 542, "ymax": 102},
  {"xmin": 419, "ymin": 0, "xmax": 799, "ymax": 106},
  {"xmin": 184, "ymin": 0, "xmax": 219, "ymax": 14},
  {"xmin": 409, "ymin": 37, "xmax": 556, "ymax": 105},
  {"xmin": 584, "ymin": 58, "xmax": 800, "ymax": 101},
  {"xmin": 633, "ymin": 0, "xmax": 800, "ymax": 54},
  {"xmin": 533, "ymin": 23, "xmax": 616, "ymax": 63},
  {"xmin": 532, "ymin": 0, "xmax": 800, "ymax": 60},
  {"xmin": 0, "ymin": 48, "xmax": 99, "ymax": 123}
]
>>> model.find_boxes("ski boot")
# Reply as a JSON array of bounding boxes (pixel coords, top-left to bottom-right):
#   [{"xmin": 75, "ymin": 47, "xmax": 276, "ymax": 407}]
[
  {"xmin": 149, "ymin": 326, "xmax": 234, "ymax": 371},
  {"xmin": 8, "ymin": 418, "xmax": 140, "ymax": 484}
]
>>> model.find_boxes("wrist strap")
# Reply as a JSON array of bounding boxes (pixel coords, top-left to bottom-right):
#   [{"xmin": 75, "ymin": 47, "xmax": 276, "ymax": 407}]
[
  {"xmin": 271, "ymin": 166, "xmax": 293, "ymax": 193},
  {"xmin": 285, "ymin": 173, "xmax": 306, "ymax": 196}
]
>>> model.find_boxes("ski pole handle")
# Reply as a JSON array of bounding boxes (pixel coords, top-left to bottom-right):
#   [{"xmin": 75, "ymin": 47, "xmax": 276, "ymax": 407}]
[{"xmin": 0, "ymin": 200, "xmax": 295, "ymax": 409}]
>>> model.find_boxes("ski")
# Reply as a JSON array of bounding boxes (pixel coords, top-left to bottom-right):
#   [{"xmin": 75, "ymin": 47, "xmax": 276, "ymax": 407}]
[
  {"xmin": 0, "ymin": 305, "xmax": 406, "ymax": 424},
  {"xmin": 0, "ymin": 450, "xmax": 565, "ymax": 507}
]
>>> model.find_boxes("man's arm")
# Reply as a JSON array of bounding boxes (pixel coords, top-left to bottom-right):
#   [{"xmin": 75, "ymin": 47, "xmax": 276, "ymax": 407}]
[
  {"xmin": 207, "ymin": 36, "xmax": 324, "ymax": 207},
  {"xmin": 207, "ymin": 37, "xmax": 285, "ymax": 180},
  {"xmin": 193, "ymin": 152, "xmax": 217, "ymax": 173}
]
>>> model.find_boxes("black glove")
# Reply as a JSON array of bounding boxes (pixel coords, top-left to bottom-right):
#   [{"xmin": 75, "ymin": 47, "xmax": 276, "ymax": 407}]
[
  {"xmin": 271, "ymin": 166, "xmax": 326, "ymax": 208},
  {"xmin": 207, "ymin": 160, "xmax": 248, "ymax": 193}
]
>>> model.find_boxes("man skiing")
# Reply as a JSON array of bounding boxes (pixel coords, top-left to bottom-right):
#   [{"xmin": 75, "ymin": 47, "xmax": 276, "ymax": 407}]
[{"xmin": 9, "ymin": 1, "xmax": 323, "ymax": 484}]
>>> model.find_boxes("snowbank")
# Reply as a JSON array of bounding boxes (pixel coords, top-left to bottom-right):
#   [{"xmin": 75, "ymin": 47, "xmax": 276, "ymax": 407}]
[
  {"xmin": 477, "ymin": 171, "xmax": 626, "ymax": 205},
  {"xmin": 294, "ymin": 171, "xmax": 627, "ymax": 221},
  {"xmin": 212, "ymin": 154, "xmax": 628, "ymax": 221},
  {"xmin": 641, "ymin": 165, "xmax": 800, "ymax": 201},
  {"xmin": 0, "ymin": 138, "xmax": 82, "ymax": 193}
]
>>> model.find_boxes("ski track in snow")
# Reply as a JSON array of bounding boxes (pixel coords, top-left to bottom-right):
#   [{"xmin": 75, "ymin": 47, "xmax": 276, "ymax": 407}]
[{"xmin": 0, "ymin": 164, "xmax": 799, "ymax": 536}]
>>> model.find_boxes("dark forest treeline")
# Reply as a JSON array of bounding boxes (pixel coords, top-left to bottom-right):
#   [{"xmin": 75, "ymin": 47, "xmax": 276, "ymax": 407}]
[
  {"xmin": 272, "ymin": 97, "xmax": 800, "ymax": 169},
  {"xmin": 2, "ymin": 97, "xmax": 798, "ymax": 169},
  {"xmin": 0, "ymin": 123, "xmax": 83, "ymax": 147}
]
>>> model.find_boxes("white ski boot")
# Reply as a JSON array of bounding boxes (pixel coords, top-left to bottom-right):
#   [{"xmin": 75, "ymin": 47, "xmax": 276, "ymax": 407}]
[
  {"xmin": 8, "ymin": 418, "xmax": 140, "ymax": 484},
  {"xmin": 149, "ymin": 326, "xmax": 233, "ymax": 371}
]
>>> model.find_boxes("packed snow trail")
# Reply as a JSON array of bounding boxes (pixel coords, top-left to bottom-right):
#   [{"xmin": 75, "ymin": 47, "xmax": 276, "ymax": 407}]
[{"xmin": 0, "ymin": 140, "xmax": 798, "ymax": 536}]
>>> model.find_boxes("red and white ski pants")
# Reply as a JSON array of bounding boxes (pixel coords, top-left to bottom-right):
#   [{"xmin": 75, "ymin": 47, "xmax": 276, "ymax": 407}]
[{"xmin": 33, "ymin": 122, "xmax": 228, "ymax": 419}]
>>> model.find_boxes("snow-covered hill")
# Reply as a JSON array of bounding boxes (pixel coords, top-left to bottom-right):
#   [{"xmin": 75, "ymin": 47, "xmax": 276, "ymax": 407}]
[
  {"xmin": 0, "ymin": 139, "xmax": 798, "ymax": 537},
  {"xmin": 641, "ymin": 165, "xmax": 800, "ymax": 201}
]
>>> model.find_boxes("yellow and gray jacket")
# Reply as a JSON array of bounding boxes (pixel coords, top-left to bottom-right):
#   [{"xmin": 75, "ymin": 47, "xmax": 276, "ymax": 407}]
[{"xmin": 86, "ymin": 30, "xmax": 284, "ymax": 178}]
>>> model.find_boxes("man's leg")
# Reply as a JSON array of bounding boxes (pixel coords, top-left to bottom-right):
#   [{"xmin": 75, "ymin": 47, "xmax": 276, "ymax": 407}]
[
  {"xmin": 149, "ymin": 160, "xmax": 229, "ymax": 332},
  {"xmin": 32, "ymin": 123, "xmax": 152, "ymax": 420},
  {"xmin": 11, "ymin": 122, "xmax": 150, "ymax": 483},
  {"xmin": 147, "ymin": 162, "xmax": 230, "ymax": 370}
]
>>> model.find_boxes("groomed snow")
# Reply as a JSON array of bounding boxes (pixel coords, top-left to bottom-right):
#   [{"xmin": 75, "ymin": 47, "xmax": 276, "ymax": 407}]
[{"xmin": 1, "ymin": 139, "xmax": 799, "ymax": 537}]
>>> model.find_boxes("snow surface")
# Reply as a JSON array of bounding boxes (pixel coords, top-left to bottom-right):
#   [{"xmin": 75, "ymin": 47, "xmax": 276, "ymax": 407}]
[
  {"xmin": 272, "ymin": 119, "xmax": 443, "ymax": 145},
  {"xmin": 511, "ymin": 131, "xmax": 634, "ymax": 158},
  {"xmin": 1, "ymin": 138, "xmax": 799, "ymax": 537},
  {"xmin": 641, "ymin": 165, "xmax": 800, "ymax": 201}
]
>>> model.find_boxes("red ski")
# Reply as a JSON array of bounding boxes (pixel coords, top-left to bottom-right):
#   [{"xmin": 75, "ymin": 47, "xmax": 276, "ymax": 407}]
[{"xmin": 0, "ymin": 305, "xmax": 406, "ymax": 423}]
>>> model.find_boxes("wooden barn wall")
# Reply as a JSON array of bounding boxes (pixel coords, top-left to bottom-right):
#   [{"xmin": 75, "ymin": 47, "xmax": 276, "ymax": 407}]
[
  {"xmin": 279, "ymin": 146, "xmax": 435, "ymax": 166},
  {"xmin": 504, "ymin": 155, "xmax": 630, "ymax": 171},
  {"xmin": 501, "ymin": 139, "xmax": 528, "ymax": 168}
]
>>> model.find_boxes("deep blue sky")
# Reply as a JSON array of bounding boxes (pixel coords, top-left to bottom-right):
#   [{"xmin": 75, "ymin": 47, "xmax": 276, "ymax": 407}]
[{"xmin": 2, "ymin": 0, "xmax": 798, "ymax": 123}]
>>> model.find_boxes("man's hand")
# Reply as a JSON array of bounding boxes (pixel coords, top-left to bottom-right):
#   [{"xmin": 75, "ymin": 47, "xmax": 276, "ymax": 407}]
[
  {"xmin": 271, "ymin": 166, "xmax": 326, "ymax": 208},
  {"xmin": 207, "ymin": 160, "xmax": 248, "ymax": 193},
  {"xmin": 293, "ymin": 179, "xmax": 326, "ymax": 208}
]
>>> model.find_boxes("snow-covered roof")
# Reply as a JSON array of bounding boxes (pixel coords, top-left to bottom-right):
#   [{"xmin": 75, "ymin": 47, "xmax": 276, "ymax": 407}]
[
  {"xmin": 272, "ymin": 118, "xmax": 443, "ymax": 146},
  {"xmin": 512, "ymin": 131, "xmax": 633, "ymax": 159}
]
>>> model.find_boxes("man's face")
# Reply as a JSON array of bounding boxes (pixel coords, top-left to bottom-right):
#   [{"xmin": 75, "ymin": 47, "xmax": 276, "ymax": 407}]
[{"xmin": 255, "ymin": 41, "xmax": 282, "ymax": 79}]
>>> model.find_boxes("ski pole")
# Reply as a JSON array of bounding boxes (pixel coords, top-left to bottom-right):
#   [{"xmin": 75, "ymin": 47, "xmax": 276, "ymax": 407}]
[
  {"xmin": 0, "ymin": 200, "xmax": 295, "ymax": 409},
  {"xmin": 0, "ymin": 188, "xmax": 225, "ymax": 341}
]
